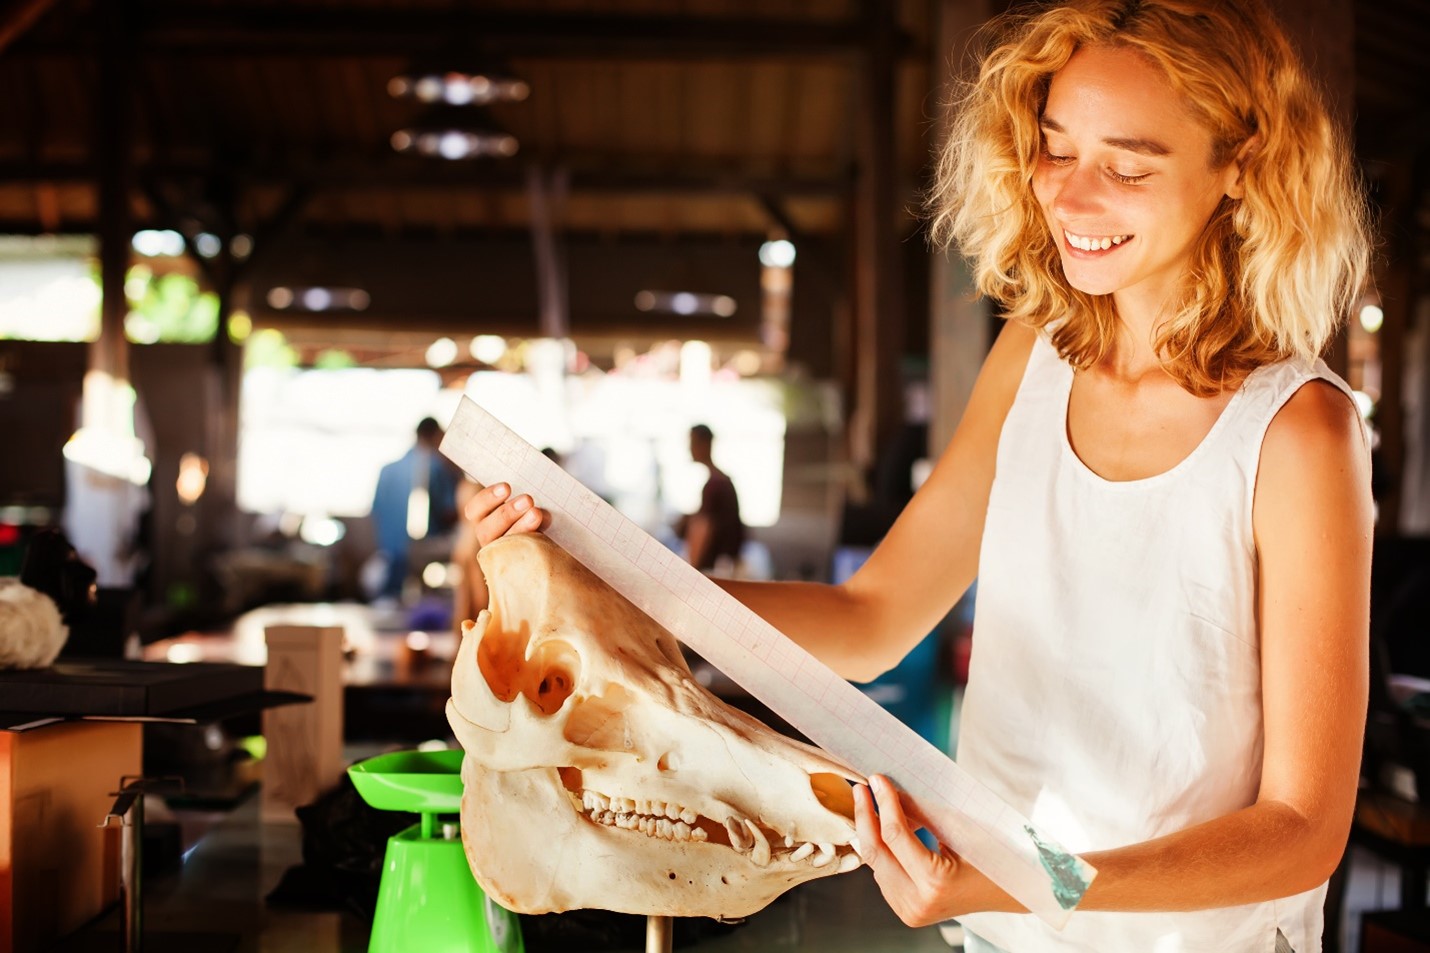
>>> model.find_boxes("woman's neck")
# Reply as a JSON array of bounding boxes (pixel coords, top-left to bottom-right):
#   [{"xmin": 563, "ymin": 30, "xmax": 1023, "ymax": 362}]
[{"xmin": 1104, "ymin": 288, "xmax": 1176, "ymax": 383}]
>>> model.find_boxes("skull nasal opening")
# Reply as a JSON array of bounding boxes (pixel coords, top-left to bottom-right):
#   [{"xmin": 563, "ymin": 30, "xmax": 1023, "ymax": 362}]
[
  {"xmin": 529, "ymin": 640, "xmax": 580, "ymax": 714},
  {"xmin": 475, "ymin": 622, "xmax": 581, "ymax": 716},
  {"xmin": 810, "ymin": 773, "xmax": 856, "ymax": 821}
]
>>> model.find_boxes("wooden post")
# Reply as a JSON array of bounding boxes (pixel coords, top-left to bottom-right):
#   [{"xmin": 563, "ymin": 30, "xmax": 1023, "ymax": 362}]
[
  {"xmin": 262, "ymin": 625, "xmax": 345, "ymax": 821},
  {"xmin": 850, "ymin": 0, "xmax": 903, "ymax": 478},
  {"xmin": 927, "ymin": 0, "xmax": 996, "ymax": 460},
  {"xmin": 93, "ymin": 0, "xmax": 131, "ymax": 394}
]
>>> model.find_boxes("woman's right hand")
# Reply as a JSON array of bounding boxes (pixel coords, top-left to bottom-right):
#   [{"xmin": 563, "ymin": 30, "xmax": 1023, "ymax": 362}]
[{"xmin": 466, "ymin": 482, "xmax": 548, "ymax": 547}]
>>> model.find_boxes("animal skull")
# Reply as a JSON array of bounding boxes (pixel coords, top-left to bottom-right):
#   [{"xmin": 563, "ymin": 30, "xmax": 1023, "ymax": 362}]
[{"xmin": 446, "ymin": 534, "xmax": 863, "ymax": 919}]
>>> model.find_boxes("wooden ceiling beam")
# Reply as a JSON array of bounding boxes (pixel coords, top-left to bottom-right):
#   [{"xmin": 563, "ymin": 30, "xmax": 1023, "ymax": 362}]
[
  {"xmin": 0, "ymin": 220, "xmax": 787, "ymax": 248},
  {"xmin": 0, "ymin": 157, "xmax": 852, "ymax": 197},
  {"xmin": 0, "ymin": 0, "xmax": 62, "ymax": 56},
  {"xmin": 14, "ymin": 7, "xmax": 923, "ymax": 60}
]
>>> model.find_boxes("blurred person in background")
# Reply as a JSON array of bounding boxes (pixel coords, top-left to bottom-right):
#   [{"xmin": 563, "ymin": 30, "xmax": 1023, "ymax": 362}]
[
  {"xmin": 675, "ymin": 424, "xmax": 745, "ymax": 575},
  {"xmin": 370, "ymin": 417, "xmax": 457, "ymax": 603}
]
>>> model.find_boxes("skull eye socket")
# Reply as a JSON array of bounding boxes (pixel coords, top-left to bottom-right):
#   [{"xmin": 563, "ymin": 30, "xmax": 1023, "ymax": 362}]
[{"xmin": 563, "ymin": 684, "xmax": 632, "ymax": 748}]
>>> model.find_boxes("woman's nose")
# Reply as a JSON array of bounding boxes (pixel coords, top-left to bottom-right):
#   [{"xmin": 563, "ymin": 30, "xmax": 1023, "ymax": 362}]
[{"xmin": 1051, "ymin": 164, "xmax": 1105, "ymax": 220}]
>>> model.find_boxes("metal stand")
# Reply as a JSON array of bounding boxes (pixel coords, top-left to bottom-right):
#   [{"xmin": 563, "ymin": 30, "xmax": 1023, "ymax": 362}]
[
  {"xmin": 645, "ymin": 915, "xmax": 673, "ymax": 953},
  {"xmin": 97, "ymin": 776, "xmax": 182, "ymax": 953}
]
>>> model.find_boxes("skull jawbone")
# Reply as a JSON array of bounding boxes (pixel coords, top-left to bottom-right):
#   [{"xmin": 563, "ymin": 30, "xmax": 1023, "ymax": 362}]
[{"xmin": 458, "ymin": 755, "xmax": 838, "ymax": 919}]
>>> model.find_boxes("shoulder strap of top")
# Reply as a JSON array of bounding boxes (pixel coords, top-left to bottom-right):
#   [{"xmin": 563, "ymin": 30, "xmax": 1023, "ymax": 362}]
[{"xmin": 1206, "ymin": 359, "xmax": 1372, "ymax": 510}]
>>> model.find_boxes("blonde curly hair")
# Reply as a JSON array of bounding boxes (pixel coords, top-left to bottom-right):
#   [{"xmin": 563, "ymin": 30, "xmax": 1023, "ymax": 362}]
[{"xmin": 928, "ymin": 0, "xmax": 1371, "ymax": 395}]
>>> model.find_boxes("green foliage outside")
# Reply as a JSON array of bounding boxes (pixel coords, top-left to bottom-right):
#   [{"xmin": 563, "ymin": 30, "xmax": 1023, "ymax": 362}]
[
  {"xmin": 123, "ymin": 267, "xmax": 220, "ymax": 344},
  {"xmin": 313, "ymin": 348, "xmax": 357, "ymax": 369},
  {"xmin": 244, "ymin": 328, "xmax": 300, "ymax": 369}
]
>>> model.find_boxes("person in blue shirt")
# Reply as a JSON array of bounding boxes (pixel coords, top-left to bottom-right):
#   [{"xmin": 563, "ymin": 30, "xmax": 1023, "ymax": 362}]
[{"xmin": 371, "ymin": 417, "xmax": 458, "ymax": 602}]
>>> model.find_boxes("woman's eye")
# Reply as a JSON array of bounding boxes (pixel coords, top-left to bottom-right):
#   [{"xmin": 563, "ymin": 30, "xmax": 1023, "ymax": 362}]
[
  {"xmin": 1108, "ymin": 169, "xmax": 1151, "ymax": 184},
  {"xmin": 1041, "ymin": 150, "xmax": 1074, "ymax": 165}
]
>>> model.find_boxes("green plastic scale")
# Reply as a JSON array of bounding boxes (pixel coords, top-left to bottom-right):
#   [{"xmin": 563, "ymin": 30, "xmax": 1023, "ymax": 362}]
[{"xmin": 348, "ymin": 749, "xmax": 524, "ymax": 953}]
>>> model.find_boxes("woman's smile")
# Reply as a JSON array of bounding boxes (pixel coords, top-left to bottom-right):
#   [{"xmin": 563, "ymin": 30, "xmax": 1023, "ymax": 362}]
[{"xmin": 1062, "ymin": 230, "xmax": 1134, "ymax": 254}]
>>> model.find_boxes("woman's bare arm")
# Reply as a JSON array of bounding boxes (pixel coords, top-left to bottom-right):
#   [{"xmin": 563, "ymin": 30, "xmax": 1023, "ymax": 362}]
[{"xmin": 717, "ymin": 320, "xmax": 1036, "ymax": 681}]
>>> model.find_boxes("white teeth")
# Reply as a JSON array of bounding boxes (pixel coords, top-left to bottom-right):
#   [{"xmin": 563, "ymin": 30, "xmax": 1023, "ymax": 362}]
[
  {"xmin": 745, "ymin": 820, "xmax": 771, "ymax": 867},
  {"xmin": 811, "ymin": 843, "xmax": 836, "ymax": 868},
  {"xmin": 582, "ymin": 792, "xmax": 794, "ymax": 855},
  {"xmin": 1065, "ymin": 230, "xmax": 1129, "ymax": 251},
  {"xmin": 837, "ymin": 852, "xmax": 861, "ymax": 873}
]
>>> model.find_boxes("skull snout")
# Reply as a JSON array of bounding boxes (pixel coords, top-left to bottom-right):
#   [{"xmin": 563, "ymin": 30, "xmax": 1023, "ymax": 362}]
[{"xmin": 450, "ymin": 534, "xmax": 867, "ymax": 918}]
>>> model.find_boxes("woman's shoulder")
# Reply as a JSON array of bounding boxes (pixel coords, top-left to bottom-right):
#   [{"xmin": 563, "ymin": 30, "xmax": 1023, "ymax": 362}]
[
  {"xmin": 940, "ymin": 319, "xmax": 1045, "ymax": 452},
  {"xmin": 985, "ymin": 318, "xmax": 1041, "ymax": 379},
  {"xmin": 1261, "ymin": 375, "xmax": 1365, "ymax": 463}
]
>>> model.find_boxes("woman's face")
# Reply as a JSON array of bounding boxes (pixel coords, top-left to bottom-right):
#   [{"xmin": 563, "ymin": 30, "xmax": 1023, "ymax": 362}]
[{"xmin": 1031, "ymin": 44, "xmax": 1241, "ymax": 320}]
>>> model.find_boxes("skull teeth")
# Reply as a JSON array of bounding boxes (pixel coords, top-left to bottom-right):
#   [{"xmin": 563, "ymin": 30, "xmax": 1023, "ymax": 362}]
[
  {"xmin": 725, "ymin": 817, "xmax": 753, "ymax": 852},
  {"xmin": 576, "ymin": 790, "xmax": 851, "ymax": 867},
  {"xmin": 580, "ymin": 789, "xmax": 712, "ymax": 843},
  {"xmin": 745, "ymin": 819, "xmax": 771, "ymax": 867},
  {"xmin": 590, "ymin": 810, "xmax": 707, "ymax": 842}
]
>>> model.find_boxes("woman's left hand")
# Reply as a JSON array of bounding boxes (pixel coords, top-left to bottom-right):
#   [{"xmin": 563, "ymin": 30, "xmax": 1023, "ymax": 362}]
[{"xmin": 853, "ymin": 774, "xmax": 1016, "ymax": 926}]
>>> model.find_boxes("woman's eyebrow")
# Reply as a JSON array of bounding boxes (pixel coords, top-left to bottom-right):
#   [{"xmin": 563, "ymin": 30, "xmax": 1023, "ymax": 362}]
[{"xmin": 1039, "ymin": 116, "xmax": 1173, "ymax": 157}]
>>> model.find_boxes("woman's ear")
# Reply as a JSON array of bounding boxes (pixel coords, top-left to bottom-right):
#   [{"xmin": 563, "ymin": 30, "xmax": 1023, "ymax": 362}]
[{"xmin": 1225, "ymin": 134, "xmax": 1262, "ymax": 200}]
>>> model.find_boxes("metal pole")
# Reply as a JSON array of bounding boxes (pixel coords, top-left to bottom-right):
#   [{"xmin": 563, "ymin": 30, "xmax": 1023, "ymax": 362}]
[
  {"xmin": 100, "ymin": 781, "xmax": 145, "ymax": 953},
  {"xmin": 120, "ymin": 792, "xmax": 144, "ymax": 953},
  {"xmin": 645, "ymin": 915, "xmax": 674, "ymax": 953}
]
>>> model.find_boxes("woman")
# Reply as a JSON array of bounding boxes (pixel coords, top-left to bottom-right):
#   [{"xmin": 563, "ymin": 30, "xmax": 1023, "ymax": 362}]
[{"xmin": 468, "ymin": 1, "xmax": 1372, "ymax": 949}]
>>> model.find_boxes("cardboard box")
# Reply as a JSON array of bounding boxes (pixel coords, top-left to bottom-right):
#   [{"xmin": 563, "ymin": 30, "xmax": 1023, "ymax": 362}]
[{"xmin": 0, "ymin": 721, "xmax": 142, "ymax": 953}]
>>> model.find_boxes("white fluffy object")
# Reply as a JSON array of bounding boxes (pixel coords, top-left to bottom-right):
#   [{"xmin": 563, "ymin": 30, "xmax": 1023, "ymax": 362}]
[{"xmin": 0, "ymin": 578, "xmax": 68, "ymax": 669}]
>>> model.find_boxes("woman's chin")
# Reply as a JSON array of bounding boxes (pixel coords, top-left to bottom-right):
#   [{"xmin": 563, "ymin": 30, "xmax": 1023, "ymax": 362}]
[{"xmin": 1061, "ymin": 273, "xmax": 1120, "ymax": 297}]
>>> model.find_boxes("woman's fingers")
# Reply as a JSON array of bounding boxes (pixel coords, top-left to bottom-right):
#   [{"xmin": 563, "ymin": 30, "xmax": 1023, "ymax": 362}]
[
  {"xmin": 857, "ymin": 775, "xmax": 964, "ymax": 927},
  {"xmin": 853, "ymin": 781, "xmax": 914, "ymax": 890},
  {"xmin": 467, "ymin": 482, "xmax": 547, "ymax": 546},
  {"xmin": 870, "ymin": 776, "xmax": 936, "ymax": 872}
]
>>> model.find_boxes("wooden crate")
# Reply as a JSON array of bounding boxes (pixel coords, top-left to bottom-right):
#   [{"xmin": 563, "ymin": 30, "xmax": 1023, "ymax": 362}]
[{"xmin": 261, "ymin": 625, "xmax": 344, "ymax": 821}]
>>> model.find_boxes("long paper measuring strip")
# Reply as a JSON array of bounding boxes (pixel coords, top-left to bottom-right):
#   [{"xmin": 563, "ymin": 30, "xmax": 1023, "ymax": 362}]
[{"xmin": 442, "ymin": 397, "xmax": 1095, "ymax": 926}]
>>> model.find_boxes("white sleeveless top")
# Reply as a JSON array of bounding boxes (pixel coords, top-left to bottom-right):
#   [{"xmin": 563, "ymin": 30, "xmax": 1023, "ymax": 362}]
[{"xmin": 957, "ymin": 332, "xmax": 1358, "ymax": 953}]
